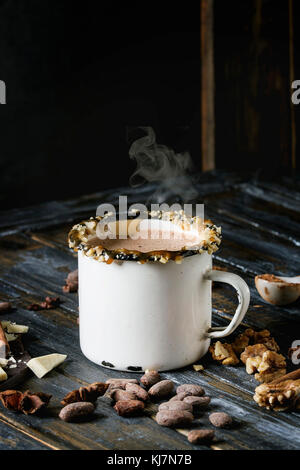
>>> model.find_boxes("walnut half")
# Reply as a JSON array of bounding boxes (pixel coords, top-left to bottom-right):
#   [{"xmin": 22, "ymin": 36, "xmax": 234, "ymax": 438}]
[
  {"xmin": 254, "ymin": 379, "xmax": 300, "ymax": 411},
  {"xmin": 254, "ymin": 369, "xmax": 300, "ymax": 411}
]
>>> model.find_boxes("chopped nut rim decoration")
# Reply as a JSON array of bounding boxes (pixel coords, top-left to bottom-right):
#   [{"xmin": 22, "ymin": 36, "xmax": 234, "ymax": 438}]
[{"xmin": 68, "ymin": 210, "xmax": 221, "ymax": 264}]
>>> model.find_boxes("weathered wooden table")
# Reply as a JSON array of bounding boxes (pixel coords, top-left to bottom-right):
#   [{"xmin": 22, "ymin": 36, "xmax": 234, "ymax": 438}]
[{"xmin": 0, "ymin": 171, "xmax": 299, "ymax": 450}]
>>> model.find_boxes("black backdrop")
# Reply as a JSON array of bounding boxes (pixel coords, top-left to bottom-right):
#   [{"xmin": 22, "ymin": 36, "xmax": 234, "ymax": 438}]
[
  {"xmin": 1, "ymin": 1, "xmax": 299, "ymax": 211},
  {"xmin": 0, "ymin": 1, "xmax": 200, "ymax": 209}
]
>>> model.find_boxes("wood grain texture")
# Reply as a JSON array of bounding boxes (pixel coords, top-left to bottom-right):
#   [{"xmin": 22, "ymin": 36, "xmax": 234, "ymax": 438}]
[
  {"xmin": 214, "ymin": 0, "xmax": 291, "ymax": 172},
  {"xmin": 0, "ymin": 418, "xmax": 49, "ymax": 450},
  {"xmin": 0, "ymin": 171, "xmax": 299, "ymax": 450},
  {"xmin": 201, "ymin": 0, "xmax": 215, "ymax": 171},
  {"xmin": 289, "ymin": 0, "xmax": 296, "ymax": 169}
]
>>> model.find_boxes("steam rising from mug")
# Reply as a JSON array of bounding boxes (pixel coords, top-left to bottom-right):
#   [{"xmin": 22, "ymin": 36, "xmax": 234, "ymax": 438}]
[{"xmin": 129, "ymin": 127, "xmax": 198, "ymax": 203}]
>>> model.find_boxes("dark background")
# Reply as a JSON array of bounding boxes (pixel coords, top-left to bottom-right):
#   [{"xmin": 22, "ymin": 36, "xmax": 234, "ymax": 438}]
[
  {"xmin": 0, "ymin": 0, "xmax": 200, "ymax": 209},
  {"xmin": 0, "ymin": 0, "xmax": 299, "ymax": 210}
]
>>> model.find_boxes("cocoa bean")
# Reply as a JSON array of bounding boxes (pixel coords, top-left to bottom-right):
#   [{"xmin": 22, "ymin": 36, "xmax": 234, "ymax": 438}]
[
  {"xmin": 125, "ymin": 383, "xmax": 149, "ymax": 401},
  {"xmin": 148, "ymin": 380, "xmax": 174, "ymax": 398},
  {"xmin": 63, "ymin": 281, "xmax": 78, "ymax": 293},
  {"xmin": 209, "ymin": 412, "xmax": 233, "ymax": 428},
  {"xmin": 188, "ymin": 429, "xmax": 215, "ymax": 444},
  {"xmin": 107, "ymin": 383, "xmax": 125, "ymax": 395},
  {"xmin": 0, "ymin": 302, "xmax": 12, "ymax": 313},
  {"xmin": 106, "ymin": 378, "xmax": 139, "ymax": 389},
  {"xmin": 176, "ymin": 384, "xmax": 205, "ymax": 396},
  {"xmin": 156, "ymin": 410, "xmax": 194, "ymax": 427},
  {"xmin": 67, "ymin": 270, "xmax": 78, "ymax": 282},
  {"xmin": 63, "ymin": 270, "xmax": 79, "ymax": 293},
  {"xmin": 59, "ymin": 402, "xmax": 94, "ymax": 422},
  {"xmin": 183, "ymin": 396, "xmax": 211, "ymax": 409},
  {"xmin": 113, "ymin": 399, "xmax": 144, "ymax": 417},
  {"xmin": 110, "ymin": 389, "xmax": 136, "ymax": 402},
  {"xmin": 140, "ymin": 370, "xmax": 161, "ymax": 389},
  {"xmin": 169, "ymin": 391, "xmax": 191, "ymax": 401},
  {"xmin": 158, "ymin": 401, "xmax": 193, "ymax": 413}
]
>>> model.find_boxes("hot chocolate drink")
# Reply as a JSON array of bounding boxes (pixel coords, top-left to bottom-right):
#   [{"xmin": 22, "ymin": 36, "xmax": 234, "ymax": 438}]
[{"xmin": 92, "ymin": 219, "xmax": 204, "ymax": 253}]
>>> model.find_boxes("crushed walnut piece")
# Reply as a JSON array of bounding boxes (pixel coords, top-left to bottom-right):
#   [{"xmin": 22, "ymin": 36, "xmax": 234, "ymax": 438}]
[
  {"xmin": 231, "ymin": 332, "xmax": 250, "ymax": 355},
  {"xmin": 232, "ymin": 328, "xmax": 279, "ymax": 355},
  {"xmin": 254, "ymin": 350, "xmax": 286, "ymax": 383},
  {"xmin": 61, "ymin": 382, "xmax": 109, "ymax": 406},
  {"xmin": 210, "ymin": 328, "xmax": 280, "ymax": 368},
  {"xmin": 0, "ymin": 390, "xmax": 51, "ymax": 415},
  {"xmin": 209, "ymin": 341, "xmax": 239, "ymax": 366},
  {"xmin": 253, "ymin": 369, "xmax": 300, "ymax": 411},
  {"xmin": 244, "ymin": 328, "xmax": 280, "ymax": 352},
  {"xmin": 241, "ymin": 344, "xmax": 269, "ymax": 374},
  {"xmin": 193, "ymin": 364, "xmax": 204, "ymax": 372},
  {"xmin": 241, "ymin": 345, "xmax": 286, "ymax": 382}
]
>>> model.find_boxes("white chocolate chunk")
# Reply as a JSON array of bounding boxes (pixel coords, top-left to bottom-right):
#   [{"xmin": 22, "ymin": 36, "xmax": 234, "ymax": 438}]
[
  {"xmin": 27, "ymin": 353, "xmax": 67, "ymax": 378},
  {"xmin": 1, "ymin": 321, "xmax": 29, "ymax": 334},
  {"xmin": 7, "ymin": 324, "xmax": 29, "ymax": 334},
  {"xmin": 5, "ymin": 333, "xmax": 18, "ymax": 342},
  {"xmin": 0, "ymin": 358, "xmax": 8, "ymax": 367},
  {"xmin": 0, "ymin": 366, "xmax": 7, "ymax": 382}
]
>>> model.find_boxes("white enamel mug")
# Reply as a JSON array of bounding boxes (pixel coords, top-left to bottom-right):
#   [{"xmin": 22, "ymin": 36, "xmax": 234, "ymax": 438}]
[{"xmin": 78, "ymin": 250, "xmax": 250, "ymax": 372}]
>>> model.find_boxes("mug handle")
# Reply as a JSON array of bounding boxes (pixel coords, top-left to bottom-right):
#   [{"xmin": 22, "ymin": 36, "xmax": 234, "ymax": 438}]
[{"xmin": 204, "ymin": 269, "xmax": 250, "ymax": 338}]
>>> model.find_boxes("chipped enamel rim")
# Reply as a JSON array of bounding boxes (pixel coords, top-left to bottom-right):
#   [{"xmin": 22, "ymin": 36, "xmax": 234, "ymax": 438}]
[{"xmin": 68, "ymin": 210, "xmax": 222, "ymax": 264}]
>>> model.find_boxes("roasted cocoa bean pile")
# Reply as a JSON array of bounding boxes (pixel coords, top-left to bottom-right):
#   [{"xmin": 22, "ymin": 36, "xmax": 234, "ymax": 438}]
[
  {"xmin": 2, "ymin": 371, "xmax": 233, "ymax": 445},
  {"xmin": 101, "ymin": 370, "xmax": 234, "ymax": 446}
]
